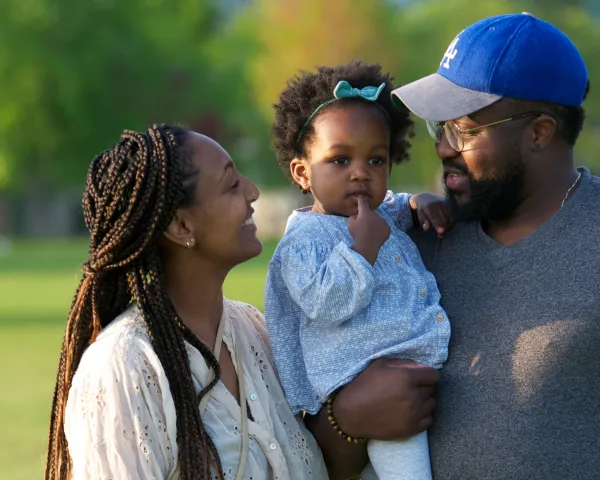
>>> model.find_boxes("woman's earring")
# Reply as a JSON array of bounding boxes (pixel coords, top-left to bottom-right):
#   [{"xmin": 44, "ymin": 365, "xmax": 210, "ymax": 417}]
[
  {"xmin": 185, "ymin": 237, "xmax": 195, "ymax": 249},
  {"xmin": 533, "ymin": 143, "xmax": 542, "ymax": 150}
]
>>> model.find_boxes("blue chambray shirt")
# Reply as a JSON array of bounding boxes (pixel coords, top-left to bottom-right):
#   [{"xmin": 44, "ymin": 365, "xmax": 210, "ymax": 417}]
[{"xmin": 265, "ymin": 191, "xmax": 451, "ymax": 415}]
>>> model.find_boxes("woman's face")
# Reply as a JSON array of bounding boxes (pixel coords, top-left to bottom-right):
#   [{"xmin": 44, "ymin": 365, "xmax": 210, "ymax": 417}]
[{"xmin": 176, "ymin": 132, "xmax": 262, "ymax": 268}]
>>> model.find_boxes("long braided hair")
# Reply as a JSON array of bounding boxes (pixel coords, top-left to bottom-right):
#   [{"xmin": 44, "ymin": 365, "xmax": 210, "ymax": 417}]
[{"xmin": 45, "ymin": 124, "xmax": 224, "ymax": 479}]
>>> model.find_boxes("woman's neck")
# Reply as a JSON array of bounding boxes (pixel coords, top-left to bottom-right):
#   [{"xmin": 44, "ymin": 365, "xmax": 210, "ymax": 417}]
[{"xmin": 162, "ymin": 254, "xmax": 228, "ymax": 345}]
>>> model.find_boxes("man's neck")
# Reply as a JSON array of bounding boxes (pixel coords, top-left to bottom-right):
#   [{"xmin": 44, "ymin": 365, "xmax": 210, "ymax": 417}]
[{"xmin": 484, "ymin": 164, "xmax": 580, "ymax": 246}]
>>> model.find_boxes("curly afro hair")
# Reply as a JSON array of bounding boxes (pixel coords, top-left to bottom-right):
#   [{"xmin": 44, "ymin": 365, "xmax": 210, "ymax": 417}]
[{"xmin": 272, "ymin": 60, "xmax": 414, "ymax": 186}]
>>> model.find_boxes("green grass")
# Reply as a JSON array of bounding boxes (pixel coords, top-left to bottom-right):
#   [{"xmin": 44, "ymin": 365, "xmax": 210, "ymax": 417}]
[{"xmin": 0, "ymin": 237, "xmax": 275, "ymax": 479}]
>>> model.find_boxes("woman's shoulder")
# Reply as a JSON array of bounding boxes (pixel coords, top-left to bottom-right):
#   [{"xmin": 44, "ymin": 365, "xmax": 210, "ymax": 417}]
[
  {"xmin": 95, "ymin": 304, "xmax": 150, "ymax": 350},
  {"xmin": 225, "ymin": 299, "xmax": 265, "ymax": 333},
  {"xmin": 224, "ymin": 299, "xmax": 271, "ymax": 354},
  {"xmin": 74, "ymin": 304, "xmax": 161, "ymax": 383}
]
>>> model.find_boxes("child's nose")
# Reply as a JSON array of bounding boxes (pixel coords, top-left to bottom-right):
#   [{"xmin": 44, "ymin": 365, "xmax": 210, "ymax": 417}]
[{"xmin": 350, "ymin": 164, "xmax": 370, "ymax": 182}]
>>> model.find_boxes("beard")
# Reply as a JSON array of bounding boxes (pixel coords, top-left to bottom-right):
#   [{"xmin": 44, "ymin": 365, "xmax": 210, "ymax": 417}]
[{"xmin": 444, "ymin": 153, "xmax": 526, "ymax": 222}]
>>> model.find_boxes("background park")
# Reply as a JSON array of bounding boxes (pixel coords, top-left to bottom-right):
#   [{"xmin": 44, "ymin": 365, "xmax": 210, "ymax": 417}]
[{"xmin": 0, "ymin": 0, "xmax": 598, "ymax": 477}]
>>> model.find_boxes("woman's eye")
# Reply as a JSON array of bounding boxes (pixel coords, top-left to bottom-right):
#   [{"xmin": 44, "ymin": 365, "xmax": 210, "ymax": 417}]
[
  {"xmin": 230, "ymin": 180, "xmax": 240, "ymax": 190},
  {"xmin": 332, "ymin": 157, "xmax": 349, "ymax": 165}
]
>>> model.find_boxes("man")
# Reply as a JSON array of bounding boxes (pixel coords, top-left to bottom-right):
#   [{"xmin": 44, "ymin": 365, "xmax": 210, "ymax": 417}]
[{"xmin": 388, "ymin": 12, "xmax": 599, "ymax": 480}]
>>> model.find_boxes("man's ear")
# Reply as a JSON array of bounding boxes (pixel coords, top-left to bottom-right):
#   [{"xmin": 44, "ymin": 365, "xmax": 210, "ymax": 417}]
[
  {"xmin": 290, "ymin": 158, "xmax": 311, "ymax": 192},
  {"xmin": 163, "ymin": 210, "xmax": 195, "ymax": 248},
  {"xmin": 530, "ymin": 114, "xmax": 557, "ymax": 149}
]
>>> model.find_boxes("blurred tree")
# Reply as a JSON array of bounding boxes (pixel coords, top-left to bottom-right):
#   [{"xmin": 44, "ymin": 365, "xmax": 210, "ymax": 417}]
[
  {"xmin": 391, "ymin": 0, "xmax": 600, "ymax": 189},
  {"xmin": 223, "ymin": 0, "xmax": 600, "ymax": 190},
  {"xmin": 0, "ymin": 0, "xmax": 220, "ymax": 191},
  {"xmin": 0, "ymin": 0, "xmax": 597, "ymax": 194},
  {"xmin": 221, "ymin": 0, "xmax": 405, "ymax": 187}
]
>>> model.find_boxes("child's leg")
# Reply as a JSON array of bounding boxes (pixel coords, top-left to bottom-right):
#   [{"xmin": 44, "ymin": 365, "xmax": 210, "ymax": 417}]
[{"xmin": 367, "ymin": 430, "xmax": 432, "ymax": 480}]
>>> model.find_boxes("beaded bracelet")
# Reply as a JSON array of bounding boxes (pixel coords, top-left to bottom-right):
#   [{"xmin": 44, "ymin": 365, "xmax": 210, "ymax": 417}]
[{"xmin": 327, "ymin": 392, "xmax": 367, "ymax": 444}]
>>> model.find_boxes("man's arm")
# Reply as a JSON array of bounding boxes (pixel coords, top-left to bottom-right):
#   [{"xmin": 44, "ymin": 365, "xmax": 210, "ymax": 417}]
[{"xmin": 305, "ymin": 358, "xmax": 439, "ymax": 479}]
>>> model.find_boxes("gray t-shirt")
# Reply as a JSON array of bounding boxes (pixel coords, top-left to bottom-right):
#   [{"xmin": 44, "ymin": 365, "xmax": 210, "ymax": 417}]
[{"xmin": 410, "ymin": 167, "xmax": 600, "ymax": 480}]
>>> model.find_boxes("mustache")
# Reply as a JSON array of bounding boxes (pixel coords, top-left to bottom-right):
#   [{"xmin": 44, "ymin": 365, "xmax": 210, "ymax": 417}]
[{"xmin": 442, "ymin": 159, "xmax": 469, "ymax": 175}]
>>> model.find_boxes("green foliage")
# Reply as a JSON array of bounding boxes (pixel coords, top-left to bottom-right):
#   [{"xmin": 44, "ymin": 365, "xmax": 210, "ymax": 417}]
[
  {"xmin": 221, "ymin": 0, "xmax": 408, "ymax": 187},
  {"xmin": 0, "ymin": 0, "xmax": 597, "ymax": 192},
  {"xmin": 221, "ymin": 0, "xmax": 600, "ymax": 189},
  {"xmin": 0, "ymin": 0, "xmax": 220, "ymax": 190}
]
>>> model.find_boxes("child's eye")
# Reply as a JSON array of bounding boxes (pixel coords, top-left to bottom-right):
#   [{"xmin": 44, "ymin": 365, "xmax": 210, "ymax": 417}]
[
  {"xmin": 369, "ymin": 157, "xmax": 386, "ymax": 166},
  {"xmin": 332, "ymin": 157, "xmax": 349, "ymax": 166}
]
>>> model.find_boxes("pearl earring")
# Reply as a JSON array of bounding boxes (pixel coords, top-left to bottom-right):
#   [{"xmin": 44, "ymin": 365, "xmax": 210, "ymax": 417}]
[{"xmin": 185, "ymin": 237, "xmax": 195, "ymax": 248}]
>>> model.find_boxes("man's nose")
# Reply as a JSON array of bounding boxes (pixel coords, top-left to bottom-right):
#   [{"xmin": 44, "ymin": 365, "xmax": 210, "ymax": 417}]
[{"xmin": 436, "ymin": 133, "xmax": 461, "ymax": 161}]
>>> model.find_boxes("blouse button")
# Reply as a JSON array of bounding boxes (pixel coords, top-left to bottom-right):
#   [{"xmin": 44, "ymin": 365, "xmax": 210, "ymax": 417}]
[
  {"xmin": 249, "ymin": 393, "xmax": 258, "ymax": 401},
  {"xmin": 269, "ymin": 443, "xmax": 277, "ymax": 450},
  {"xmin": 420, "ymin": 289, "xmax": 427, "ymax": 297}
]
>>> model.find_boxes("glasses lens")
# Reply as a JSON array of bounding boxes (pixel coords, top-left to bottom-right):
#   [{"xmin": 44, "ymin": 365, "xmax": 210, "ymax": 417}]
[
  {"xmin": 426, "ymin": 120, "xmax": 442, "ymax": 143},
  {"xmin": 445, "ymin": 122, "xmax": 463, "ymax": 152}
]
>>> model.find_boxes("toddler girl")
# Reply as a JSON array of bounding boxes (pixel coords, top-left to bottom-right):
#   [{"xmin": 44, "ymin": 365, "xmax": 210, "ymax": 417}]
[{"xmin": 265, "ymin": 60, "xmax": 452, "ymax": 479}]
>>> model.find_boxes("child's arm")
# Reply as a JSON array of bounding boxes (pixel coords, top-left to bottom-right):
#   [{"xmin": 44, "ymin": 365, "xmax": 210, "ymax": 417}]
[
  {"xmin": 281, "ymin": 198, "xmax": 389, "ymax": 326},
  {"xmin": 409, "ymin": 192, "xmax": 454, "ymax": 238},
  {"xmin": 381, "ymin": 191, "xmax": 454, "ymax": 238},
  {"xmin": 280, "ymin": 240, "xmax": 376, "ymax": 327}
]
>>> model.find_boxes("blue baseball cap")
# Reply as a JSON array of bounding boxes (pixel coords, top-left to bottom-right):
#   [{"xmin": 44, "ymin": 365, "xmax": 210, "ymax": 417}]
[{"xmin": 392, "ymin": 13, "xmax": 588, "ymax": 121}]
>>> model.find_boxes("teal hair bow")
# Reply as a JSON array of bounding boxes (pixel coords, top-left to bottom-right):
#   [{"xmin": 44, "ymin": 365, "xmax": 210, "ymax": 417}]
[
  {"xmin": 333, "ymin": 81, "xmax": 386, "ymax": 101},
  {"xmin": 296, "ymin": 80, "xmax": 388, "ymax": 147}
]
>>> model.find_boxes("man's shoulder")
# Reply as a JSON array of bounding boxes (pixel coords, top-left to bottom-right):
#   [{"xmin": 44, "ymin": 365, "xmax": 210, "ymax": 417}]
[
  {"xmin": 410, "ymin": 222, "xmax": 475, "ymax": 249},
  {"xmin": 569, "ymin": 170, "xmax": 600, "ymax": 226},
  {"xmin": 582, "ymin": 171, "xmax": 600, "ymax": 202}
]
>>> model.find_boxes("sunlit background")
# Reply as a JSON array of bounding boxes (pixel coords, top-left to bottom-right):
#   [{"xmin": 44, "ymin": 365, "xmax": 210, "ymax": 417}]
[{"xmin": 0, "ymin": 0, "xmax": 598, "ymax": 477}]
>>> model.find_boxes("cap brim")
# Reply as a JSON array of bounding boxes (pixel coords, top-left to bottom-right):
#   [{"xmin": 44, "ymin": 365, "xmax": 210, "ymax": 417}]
[{"xmin": 391, "ymin": 74, "xmax": 502, "ymax": 121}]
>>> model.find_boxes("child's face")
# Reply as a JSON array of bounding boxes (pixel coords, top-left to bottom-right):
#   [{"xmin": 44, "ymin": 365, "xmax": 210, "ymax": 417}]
[{"xmin": 291, "ymin": 103, "xmax": 391, "ymax": 217}]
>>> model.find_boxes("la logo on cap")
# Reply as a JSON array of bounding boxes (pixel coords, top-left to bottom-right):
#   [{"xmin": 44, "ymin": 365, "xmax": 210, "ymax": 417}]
[{"xmin": 440, "ymin": 33, "xmax": 462, "ymax": 69}]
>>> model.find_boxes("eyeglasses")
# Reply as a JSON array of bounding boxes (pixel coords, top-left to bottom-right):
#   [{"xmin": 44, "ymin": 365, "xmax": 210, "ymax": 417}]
[{"xmin": 426, "ymin": 112, "xmax": 543, "ymax": 152}]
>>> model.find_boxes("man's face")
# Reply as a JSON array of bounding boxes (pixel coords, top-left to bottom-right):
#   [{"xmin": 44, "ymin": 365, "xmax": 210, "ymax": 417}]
[{"xmin": 436, "ymin": 104, "xmax": 532, "ymax": 222}]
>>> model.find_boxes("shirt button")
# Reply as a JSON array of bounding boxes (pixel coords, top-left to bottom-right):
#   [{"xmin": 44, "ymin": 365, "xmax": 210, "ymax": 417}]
[
  {"xmin": 269, "ymin": 443, "xmax": 277, "ymax": 450},
  {"xmin": 395, "ymin": 256, "xmax": 402, "ymax": 262},
  {"xmin": 437, "ymin": 314, "xmax": 445, "ymax": 322},
  {"xmin": 249, "ymin": 393, "xmax": 258, "ymax": 401},
  {"xmin": 420, "ymin": 290, "xmax": 427, "ymax": 297}
]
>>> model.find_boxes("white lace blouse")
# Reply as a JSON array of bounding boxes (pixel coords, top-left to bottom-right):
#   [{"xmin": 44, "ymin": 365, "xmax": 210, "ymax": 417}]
[{"xmin": 64, "ymin": 298, "xmax": 328, "ymax": 479}]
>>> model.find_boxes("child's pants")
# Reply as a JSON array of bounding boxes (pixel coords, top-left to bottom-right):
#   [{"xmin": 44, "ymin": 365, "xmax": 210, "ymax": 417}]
[{"xmin": 366, "ymin": 430, "xmax": 432, "ymax": 480}]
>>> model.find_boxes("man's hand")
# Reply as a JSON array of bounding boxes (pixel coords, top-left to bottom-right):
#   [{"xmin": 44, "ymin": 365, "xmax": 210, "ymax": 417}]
[
  {"xmin": 333, "ymin": 358, "xmax": 439, "ymax": 440},
  {"xmin": 410, "ymin": 193, "xmax": 454, "ymax": 238},
  {"xmin": 349, "ymin": 196, "xmax": 391, "ymax": 264}
]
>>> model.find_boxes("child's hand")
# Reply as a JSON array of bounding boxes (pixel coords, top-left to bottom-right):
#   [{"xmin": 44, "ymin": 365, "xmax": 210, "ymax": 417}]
[
  {"xmin": 410, "ymin": 193, "xmax": 454, "ymax": 238},
  {"xmin": 349, "ymin": 196, "xmax": 390, "ymax": 265}
]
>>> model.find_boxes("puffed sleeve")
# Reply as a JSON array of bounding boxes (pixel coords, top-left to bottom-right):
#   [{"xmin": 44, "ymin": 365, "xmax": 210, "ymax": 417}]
[
  {"xmin": 378, "ymin": 190, "xmax": 414, "ymax": 231},
  {"xmin": 280, "ymin": 241, "xmax": 375, "ymax": 326}
]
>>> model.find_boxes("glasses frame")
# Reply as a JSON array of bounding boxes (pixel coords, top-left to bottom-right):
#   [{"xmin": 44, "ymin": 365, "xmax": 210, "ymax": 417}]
[{"xmin": 428, "ymin": 112, "xmax": 544, "ymax": 152}]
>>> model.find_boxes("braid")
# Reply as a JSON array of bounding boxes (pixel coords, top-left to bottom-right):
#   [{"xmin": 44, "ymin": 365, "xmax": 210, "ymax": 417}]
[{"xmin": 45, "ymin": 124, "xmax": 224, "ymax": 479}]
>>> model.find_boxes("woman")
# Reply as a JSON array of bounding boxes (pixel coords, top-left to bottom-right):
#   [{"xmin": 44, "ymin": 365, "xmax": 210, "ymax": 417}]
[{"xmin": 45, "ymin": 124, "xmax": 438, "ymax": 480}]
